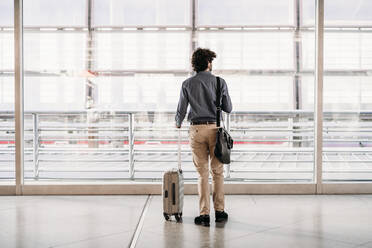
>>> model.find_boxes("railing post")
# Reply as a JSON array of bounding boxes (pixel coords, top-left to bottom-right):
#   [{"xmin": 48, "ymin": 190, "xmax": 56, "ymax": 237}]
[
  {"xmin": 226, "ymin": 113, "xmax": 231, "ymax": 178},
  {"xmin": 14, "ymin": 0, "xmax": 24, "ymax": 195},
  {"xmin": 288, "ymin": 117, "xmax": 293, "ymax": 147},
  {"xmin": 32, "ymin": 113, "xmax": 39, "ymax": 179},
  {"xmin": 315, "ymin": 0, "xmax": 324, "ymax": 194},
  {"xmin": 129, "ymin": 113, "xmax": 134, "ymax": 179}
]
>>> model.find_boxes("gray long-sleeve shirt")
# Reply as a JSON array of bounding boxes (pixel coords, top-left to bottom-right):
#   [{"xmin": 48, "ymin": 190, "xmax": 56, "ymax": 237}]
[{"xmin": 175, "ymin": 71, "xmax": 232, "ymax": 127}]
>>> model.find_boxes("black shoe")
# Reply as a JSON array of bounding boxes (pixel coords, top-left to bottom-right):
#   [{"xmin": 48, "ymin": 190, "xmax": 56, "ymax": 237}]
[
  {"xmin": 194, "ymin": 215, "xmax": 210, "ymax": 226},
  {"xmin": 215, "ymin": 211, "xmax": 228, "ymax": 222}
]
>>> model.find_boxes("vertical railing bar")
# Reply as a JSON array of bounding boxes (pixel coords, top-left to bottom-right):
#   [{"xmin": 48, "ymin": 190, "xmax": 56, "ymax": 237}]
[
  {"xmin": 14, "ymin": 0, "xmax": 24, "ymax": 195},
  {"xmin": 293, "ymin": 0, "xmax": 303, "ymax": 149},
  {"xmin": 276, "ymin": 153, "xmax": 285, "ymax": 168},
  {"xmin": 288, "ymin": 117, "xmax": 293, "ymax": 147},
  {"xmin": 129, "ymin": 113, "xmax": 134, "ymax": 179},
  {"xmin": 259, "ymin": 153, "xmax": 271, "ymax": 168},
  {"xmin": 315, "ymin": 0, "xmax": 324, "ymax": 194},
  {"xmin": 364, "ymin": 154, "xmax": 372, "ymax": 165},
  {"xmin": 295, "ymin": 152, "xmax": 299, "ymax": 168},
  {"xmin": 339, "ymin": 153, "xmax": 350, "ymax": 168},
  {"xmin": 32, "ymin": 113, "xmax": 39, "ymax": 179}
]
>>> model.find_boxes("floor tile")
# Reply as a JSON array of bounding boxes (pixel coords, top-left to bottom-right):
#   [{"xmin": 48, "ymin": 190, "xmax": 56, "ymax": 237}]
[
  {"xmin": 1, "ymin": 194, "xmax": 372, "ymax": 248},
  {"xmin": 53, "ymin": 231, "xmax": 133, "ymax": 248},
  {"xmin": 0, "ymin": 195, "xmax": 147, "ymax": 247},
  {"xmin": 226, "ymin": 226, "xmax": 354, "ymax": 248}
]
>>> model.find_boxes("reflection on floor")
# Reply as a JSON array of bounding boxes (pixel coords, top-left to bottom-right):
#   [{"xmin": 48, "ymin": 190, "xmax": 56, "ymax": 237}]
[{"xmin": 0, "ymin": 194, "xmax": 372, "ymax": 248}]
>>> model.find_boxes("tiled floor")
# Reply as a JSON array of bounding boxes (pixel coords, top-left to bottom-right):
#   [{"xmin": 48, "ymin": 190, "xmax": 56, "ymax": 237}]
[{"xmin": 0, "ymin": 195, "xmax": 372, "ymax": 248}]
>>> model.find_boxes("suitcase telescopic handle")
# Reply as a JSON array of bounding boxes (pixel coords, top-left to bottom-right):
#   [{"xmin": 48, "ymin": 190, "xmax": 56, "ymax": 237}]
[{"xmin": 178, "ymin": 129, "xmax": 182, "ymax": 172}]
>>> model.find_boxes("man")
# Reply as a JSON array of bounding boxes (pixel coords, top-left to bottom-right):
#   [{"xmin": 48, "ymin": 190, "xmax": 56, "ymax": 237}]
[{"xmin": 175, "ymin": 48, "xmax": 233, "ymax": 227}]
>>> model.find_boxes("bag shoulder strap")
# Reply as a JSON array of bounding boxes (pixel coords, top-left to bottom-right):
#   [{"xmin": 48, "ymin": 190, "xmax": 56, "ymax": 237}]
[
  {"xmin": 177, "ymin": 129, "xmax": 182, "ymax": 172},
  {"xmin": 216, "ymin": 77, "xmax": 221, "ymax": 127}
]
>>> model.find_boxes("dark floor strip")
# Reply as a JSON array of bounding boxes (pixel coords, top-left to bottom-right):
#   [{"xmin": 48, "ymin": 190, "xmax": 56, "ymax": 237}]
[{"xmin": 128, "ymin": 194, "xmax": 152, "ymax": 248}]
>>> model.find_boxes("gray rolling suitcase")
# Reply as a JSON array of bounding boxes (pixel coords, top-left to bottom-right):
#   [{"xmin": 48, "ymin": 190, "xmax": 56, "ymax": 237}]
[{"xmin": 162, "ymin": 130, "xmax": 184, "ymax": 222}]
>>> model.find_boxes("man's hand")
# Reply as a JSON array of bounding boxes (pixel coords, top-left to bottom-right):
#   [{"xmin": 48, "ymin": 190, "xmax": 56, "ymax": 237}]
[{"xmin": 175, "ymin": 124, "xmax": 181, "ymax": 129}]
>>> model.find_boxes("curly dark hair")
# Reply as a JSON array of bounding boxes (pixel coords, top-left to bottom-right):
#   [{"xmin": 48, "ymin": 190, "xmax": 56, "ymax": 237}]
[{"xmin": 191, "ymin": 48, "xmax": 216, "ymax": 72}]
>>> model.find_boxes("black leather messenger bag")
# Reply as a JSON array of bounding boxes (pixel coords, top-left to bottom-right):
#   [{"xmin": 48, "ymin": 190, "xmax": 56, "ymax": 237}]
[{"xmin": 214, "ymin": 77, "xmax": 233, "ymax": 164}]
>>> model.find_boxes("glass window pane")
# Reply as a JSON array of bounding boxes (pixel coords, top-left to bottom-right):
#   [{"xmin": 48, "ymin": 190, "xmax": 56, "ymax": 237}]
[
  {"xmin": 24, "ymin": 77, "xmax": 85, "ymax": 111},
  {"xmin": 197, "ymin": 0, "xmax": 294, "ymax": 26},
  {"xmin": 325, "ymin": 33, "xmax": 372, "ymax": 70},
  {"xmin": 0, "ymin": 33, "xmax": 14, "ymax": 70},
  {"xmin": 94, "ymin": 32, "xmax": 190, "ymax": 70},
  {"xmin": 0, "ymin": 1, "xmax": 13, "ymax": 26},
  {"xmin": 301, "ymin": 76, "xmax": 314, "ymax": 110},
  {"xmin": 195, "ymin": 2, "xmax": 315, "ymax": 182},
  {"xmin": 303, "ymin": 0, "xmax": 372, "ymax": 26},
  {"xmin": 19, "ymin": 0, "xmax": 318, "ymax": 183},
  {"xmin": 302, "ymin": 32, "xmax": 372, "ymax": 70},
  {"xmin": 24, "ymin": 0, "xmax": 86, "ymax": 27},
  {"xmin": 198, "ymin": 32, "xmax": 293, "ymax": 70},
  {"xmin": 0, "ymin": 77, "xmax": 14, "ymax": 105},
  {"xmin": 323, "ymin": 1, "xmax": 372, "ymax": 182},
  {"xmin": 93, "ymin": 74, "xmax": 185, "ymax": 110},
  {"xmin": 0, "ymin": 0, "xmax": 14, "ymax": 183},
  {"xmin": 220, "ymin": 75, "xmax": 293, "ymax": 111},
  {"xmin": 303, "ymin": 75, "xmax": 372, "ymax": 111},
  {"xmin": 301, "ymin": 32, "xmax": 315, "ymax": 70},
  {"xmin": 93, "ymin": 0, "xmax": 191, "ymax": 27},
  {"xmin": 324, "ymin": 77, "xmax": 361, "ymax": 109},
  {"xmin": 24, "ymin": 33, "xmax": 86, "ymax": 72}
]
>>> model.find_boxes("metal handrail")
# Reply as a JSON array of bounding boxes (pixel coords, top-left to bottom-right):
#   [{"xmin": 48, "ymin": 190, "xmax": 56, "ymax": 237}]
[
  {"xmin": 2, "ymin": 110, "xmax": 372, "ymax": 115},
  {"xmin": 2, "ymin": 110, "xmax": 372, "ymax": 180}
]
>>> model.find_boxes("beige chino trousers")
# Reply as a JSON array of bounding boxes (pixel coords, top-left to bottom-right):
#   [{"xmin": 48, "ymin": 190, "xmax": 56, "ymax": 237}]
[{"xmin": 189, "ymin": 124, "xmax": 225, "ymax": 215}]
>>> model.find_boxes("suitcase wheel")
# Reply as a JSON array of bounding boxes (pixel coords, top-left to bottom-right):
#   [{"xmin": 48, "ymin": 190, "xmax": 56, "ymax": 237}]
[
  {"xmin": 163, "ymin": 213, "xmax": 170, "ymax": 221},
  {"xmin": 175, "ymin": 213, "xmax": 182, "ymax": 223}
]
